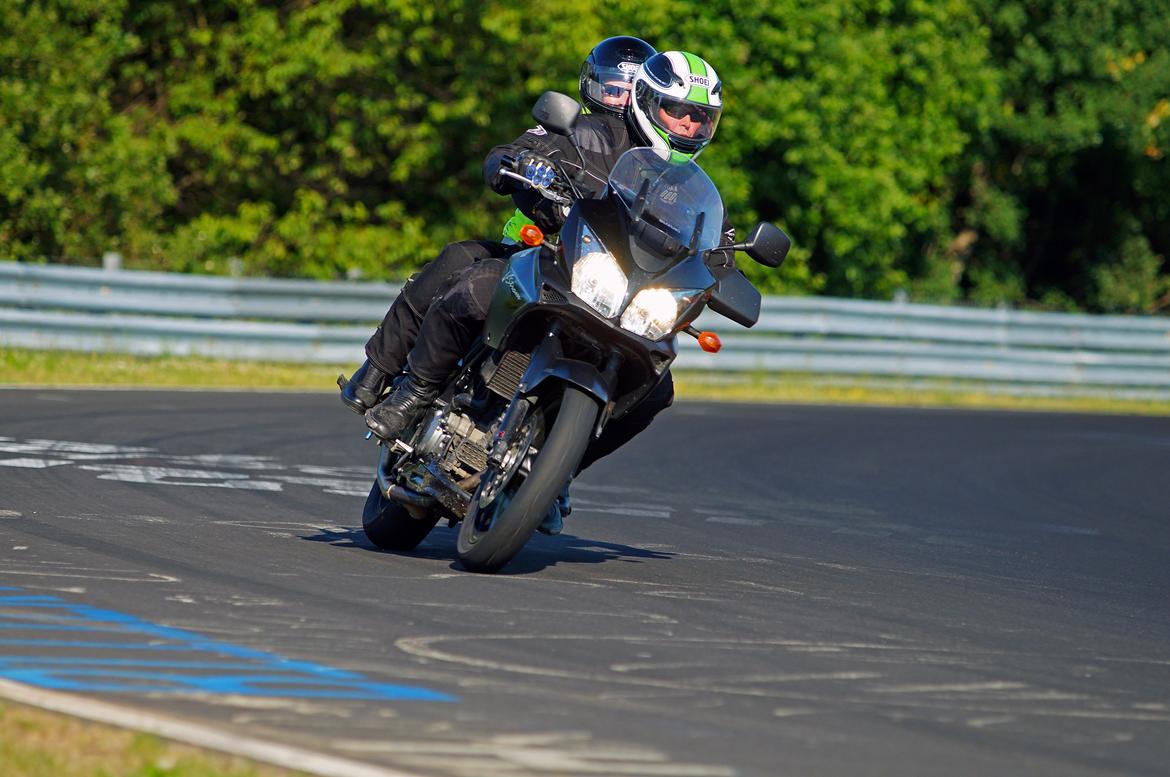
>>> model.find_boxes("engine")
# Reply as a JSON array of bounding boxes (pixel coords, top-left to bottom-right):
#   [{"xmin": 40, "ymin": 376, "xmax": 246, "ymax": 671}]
[{"xmin": 413, "ymin": 407, "xmax": 491, "ymax": 481}]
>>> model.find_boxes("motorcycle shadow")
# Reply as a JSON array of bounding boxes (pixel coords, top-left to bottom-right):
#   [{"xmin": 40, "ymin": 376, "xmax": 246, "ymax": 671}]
[{"xmin": 300, "ymin": 525, "xmax": 675, "ymax": 574}]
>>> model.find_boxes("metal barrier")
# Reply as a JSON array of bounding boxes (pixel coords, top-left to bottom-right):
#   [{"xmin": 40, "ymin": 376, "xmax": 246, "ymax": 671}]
[{"xmin": 3, "ymin": 260, "xmax": 1169, "ymax": 398}]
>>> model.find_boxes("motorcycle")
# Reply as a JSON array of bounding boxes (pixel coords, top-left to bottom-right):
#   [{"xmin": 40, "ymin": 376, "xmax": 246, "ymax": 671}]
[{"xmin": 360, "ymin": 91, "xmax": 790, "ymax": 573}]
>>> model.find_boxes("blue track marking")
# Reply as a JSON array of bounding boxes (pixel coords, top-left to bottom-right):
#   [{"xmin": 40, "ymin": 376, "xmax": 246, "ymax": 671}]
[{"xmin": 0, "ymin": 589, "xmax": 454, "ymax": 701}]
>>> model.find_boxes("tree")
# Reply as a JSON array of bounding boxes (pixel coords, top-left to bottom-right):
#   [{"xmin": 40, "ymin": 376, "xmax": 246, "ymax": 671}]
[
  {"xmin": 664, "ymin": 0, "xmax": 999, "ymax": 298},
  {"xmin": 3, "ymin": 0, "xmax": 1166, "ymax": 315},
  {"xmin": 0, "ymin": 0, "xmax": 173, "ymax": 263},
  {"xmin": 960, "ymin": 0, "xmax": 1170, "ymax": 312}
]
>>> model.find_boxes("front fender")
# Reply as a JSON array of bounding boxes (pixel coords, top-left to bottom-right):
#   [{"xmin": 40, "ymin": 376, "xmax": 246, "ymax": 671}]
[{"xmin": 517, "ymin": 329, "xmax": 613, "ymax": 408}]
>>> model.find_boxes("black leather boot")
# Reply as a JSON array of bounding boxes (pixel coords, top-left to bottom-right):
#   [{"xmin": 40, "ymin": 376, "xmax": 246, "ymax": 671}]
[
  {"xmin": 365, "ymin": 373, "xmax": 441, "ymax": 441},
  {"xmin": 338, "ymin": 360, "xmax": 391, "ymax": 414}
]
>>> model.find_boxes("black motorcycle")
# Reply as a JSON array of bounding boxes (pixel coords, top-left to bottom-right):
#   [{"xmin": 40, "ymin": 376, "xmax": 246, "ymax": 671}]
[{"xmin": 361, "ymin": 92, "xmax": 789, "ymax": 573}]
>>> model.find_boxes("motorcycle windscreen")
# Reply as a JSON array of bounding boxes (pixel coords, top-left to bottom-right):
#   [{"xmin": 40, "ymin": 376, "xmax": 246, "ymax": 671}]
[{"xmin": 607, "ymin": 148, "xmax": 724, "ymax": 274}]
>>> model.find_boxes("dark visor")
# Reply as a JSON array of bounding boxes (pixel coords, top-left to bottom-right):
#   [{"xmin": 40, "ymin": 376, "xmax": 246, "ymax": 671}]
[{"xmin": 647, "ymin": 93, "xmax": 720, "ymax": 142}]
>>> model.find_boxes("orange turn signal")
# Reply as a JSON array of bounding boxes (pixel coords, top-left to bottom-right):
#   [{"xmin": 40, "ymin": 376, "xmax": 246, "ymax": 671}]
[
  {"xmin": 519, "ymin": 224, "xmax": 545, "ymax": 246},
  {"xmin": 698, "ymin": 331, "xmax": 722, "ymax": 353}
]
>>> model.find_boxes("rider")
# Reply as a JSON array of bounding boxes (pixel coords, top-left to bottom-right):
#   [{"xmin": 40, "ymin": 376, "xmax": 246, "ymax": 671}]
[
  {"xmin": 339, "ymin": 36, "xmax": 656, "ymax": 415},
  {"xmin": 363, "ymin": 51, "xmax": 726, "ymax": 533}
]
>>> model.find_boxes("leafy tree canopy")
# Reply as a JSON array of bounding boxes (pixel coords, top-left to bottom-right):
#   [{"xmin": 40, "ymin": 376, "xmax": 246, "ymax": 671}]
[{"xmin": 1, "ymin": 0, "xmax": 1165, "ymax": 312}]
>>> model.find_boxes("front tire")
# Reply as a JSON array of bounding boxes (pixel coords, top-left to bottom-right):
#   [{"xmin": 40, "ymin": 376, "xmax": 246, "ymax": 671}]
[
  {"xmin": 457, "ymin": 386, "xmax": 598, "ymax": 573},
  {"xmin": 362, "ymin": 482, "xmax": 439, "ymax": 551}
]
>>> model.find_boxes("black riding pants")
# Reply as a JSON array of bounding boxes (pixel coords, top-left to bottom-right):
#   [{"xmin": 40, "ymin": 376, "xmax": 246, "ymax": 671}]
[
  {"xmin": 577, "ymin": 369, "xmax": 674, "ymax": 474},
  {"xmin": 364, "ymin": 239, "xmax": 509, "ymax": 375}
]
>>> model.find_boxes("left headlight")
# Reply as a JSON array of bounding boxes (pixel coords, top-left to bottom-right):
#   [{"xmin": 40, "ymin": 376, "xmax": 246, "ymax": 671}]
[
  {"xmin": 571, "ymin": 224, "xmax": 627, "ymax": 318},
  {"xmin": 620, "ymin": 288, "xmax": 702, "ymax": 341}
]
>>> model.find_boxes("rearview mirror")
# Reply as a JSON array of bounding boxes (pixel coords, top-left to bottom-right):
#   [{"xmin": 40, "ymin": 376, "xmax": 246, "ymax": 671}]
[
  {"xmin": 532, "ymin": 91, "xmax": 581, "ymax": 137},
  {"xmin": 742, "ymin": 222, "xmax": 790, "ymax": 268}
]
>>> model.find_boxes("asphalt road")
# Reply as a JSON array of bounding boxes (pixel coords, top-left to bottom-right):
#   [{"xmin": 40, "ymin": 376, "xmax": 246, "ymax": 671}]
[{"xmin": 1, "ymin": 388, "xmax": 1168, "ymax": 777}]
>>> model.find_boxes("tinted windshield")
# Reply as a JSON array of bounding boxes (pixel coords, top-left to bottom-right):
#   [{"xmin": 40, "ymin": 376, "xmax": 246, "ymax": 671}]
[{"xmin": 607, "ymin": 148, "xmax": 724, "ymax": 254}]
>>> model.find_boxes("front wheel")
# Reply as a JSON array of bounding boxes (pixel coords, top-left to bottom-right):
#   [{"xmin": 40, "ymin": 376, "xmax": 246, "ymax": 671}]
[
  {"xmin": 457, "ymin": 386, "xmax": 598, "ymax": 573},
  {"xmin": 362, "ymin": 481, "xmax": 440, "ymax": 551}
]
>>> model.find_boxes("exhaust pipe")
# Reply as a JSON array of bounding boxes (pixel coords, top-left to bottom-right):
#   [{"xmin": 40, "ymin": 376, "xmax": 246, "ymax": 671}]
[{"xmin": 377, "ymin": 446, "xmax": 434, "ymax": 520}]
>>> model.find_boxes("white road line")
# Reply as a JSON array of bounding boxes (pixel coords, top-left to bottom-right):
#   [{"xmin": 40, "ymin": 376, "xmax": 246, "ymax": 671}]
[
  {"xmin": 0, "ymin": 458, "xmax": 72, "ymax": 468},
  {"xmin": 0, "ymin": 566, "xmax": 181, "ymax": 583},
  {"xmin": 704, "ymin": 516, "xmax": 765, "ymax": 526},
  {"xmin": 871, "ymin": 681, "xmax": 1027, "ymax": 694},
  {"xmin": 576, "ymin": 506, "xmax": 672, "ymax": 518},
  {"xmin": 333, "ymin": 736, "xmax": 738, "ymax": 776},
  {"xmin": 0, "ymin": 678, "xmax": 429, "ymax": 777}
]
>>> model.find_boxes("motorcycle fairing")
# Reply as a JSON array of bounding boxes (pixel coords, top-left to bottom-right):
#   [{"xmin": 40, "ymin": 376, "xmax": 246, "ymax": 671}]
[
  {"xmin": 708, "ymin": 266, "xmax": 761, "ymax": 328},
  {"xmin": 484, "ymin": 246, "xmax": 542, "ymax": 348},
  {"xmin": 564, "ymin": 200, "xmax": 719, "ymax": 315}
]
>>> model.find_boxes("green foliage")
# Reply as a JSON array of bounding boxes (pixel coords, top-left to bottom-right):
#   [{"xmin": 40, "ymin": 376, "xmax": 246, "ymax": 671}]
[
  {"xmin": 1093, "ymin": 227, "xmax": 1169, "ymax": 313},
  {"xmin": 663, "ymin": 0, "xmax": 999, "ymax": 297},
  {"xmin": 960, "ymin": 0, "xmax": 1170, "ymax": 310},
  {"xmin": 1, "ymin": 0, "xmax": 1167, "ymax": 312},
  {"xmin": 0, "ymin": 0, "xmax": 174, "ymax": 262}
]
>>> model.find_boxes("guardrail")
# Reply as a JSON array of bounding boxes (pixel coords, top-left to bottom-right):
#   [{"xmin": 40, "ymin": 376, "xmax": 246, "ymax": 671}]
[{"xmin": 3, "ymin": 260, "xmax": 1169, "ymax": 398}]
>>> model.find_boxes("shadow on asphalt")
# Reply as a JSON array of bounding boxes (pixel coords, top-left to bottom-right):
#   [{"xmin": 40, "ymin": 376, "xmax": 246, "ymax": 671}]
[{"xmin": 300, "ymin": 525, "xmax": 674, "ymax": 574}]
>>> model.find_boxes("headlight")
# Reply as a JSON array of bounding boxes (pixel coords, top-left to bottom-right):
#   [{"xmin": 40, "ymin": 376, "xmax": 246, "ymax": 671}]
[
  {"xmin": 620, "ymin": 288, "xmax": 702, "ymax": 340},
  {"xmin": 571, "ymin": 225, "xmax": 627, "ymax": 318}
]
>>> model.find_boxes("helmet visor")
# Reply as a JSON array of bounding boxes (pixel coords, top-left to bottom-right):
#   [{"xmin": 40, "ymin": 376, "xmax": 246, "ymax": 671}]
[
  {"xmin": 582, "ymin": 63, "xmax": 638, "ymax": 110},
  {"xmin": 639, "ymin": 88, "xmax": 721, "ymax": 148}
]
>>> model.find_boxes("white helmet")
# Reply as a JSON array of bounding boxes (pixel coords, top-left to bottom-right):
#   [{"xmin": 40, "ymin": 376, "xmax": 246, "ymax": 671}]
[{"xmin": 626, "ymin": 51, "xmax": 722, "ymax": 160}]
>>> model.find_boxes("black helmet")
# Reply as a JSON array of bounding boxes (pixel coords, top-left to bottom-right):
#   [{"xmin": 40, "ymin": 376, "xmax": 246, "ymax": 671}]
[{"xmin": 579, "ymin": 36, "xmax": 657, "ymax": 116}]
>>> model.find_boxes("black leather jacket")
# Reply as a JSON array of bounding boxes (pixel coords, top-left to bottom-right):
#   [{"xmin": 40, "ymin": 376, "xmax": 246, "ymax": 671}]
[
  {"xmin": 483, "ymin": 111, "xmax": 736, "ymax": 248},
  {"xmin": 483, "ymin": 111, "xmax": 634, "ymax": 234}
]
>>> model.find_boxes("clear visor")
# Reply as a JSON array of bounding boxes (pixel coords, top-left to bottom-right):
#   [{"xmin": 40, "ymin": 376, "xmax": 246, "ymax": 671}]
[
  {"xmin": 641, "ymin": 90, "xmax": 721, "ymax": 145},
  {"xmin": 582, "ymin": 64, "xmax": 637, "ymax": 109}
]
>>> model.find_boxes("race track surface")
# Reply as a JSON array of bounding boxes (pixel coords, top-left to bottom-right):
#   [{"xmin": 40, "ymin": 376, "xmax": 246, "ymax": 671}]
[{"xmin": 1, "ymin": 389, "xmax": 1168, "ymax": 777}]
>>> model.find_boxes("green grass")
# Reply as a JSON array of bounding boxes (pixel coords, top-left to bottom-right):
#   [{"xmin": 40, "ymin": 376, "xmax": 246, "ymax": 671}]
[
  {"xmin": 4, "ymin": 347, "xmax": 1169, "ymax": 415},
  {"xmin": 0, "ymin": 702, "xmax": 308, "ymax": 777},
  {"xmin": 0, "ymin": 348, "xmax": 343, "ymax": 391},
  {"xmin": 673, "ymin": 371, "xmax": 1170, "ymax": 415}
]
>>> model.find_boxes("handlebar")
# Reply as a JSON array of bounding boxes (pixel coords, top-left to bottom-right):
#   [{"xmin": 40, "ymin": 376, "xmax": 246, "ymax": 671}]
[{"xmin": 498, "ymin": 154, "xmax": 574, "ymax": 205}]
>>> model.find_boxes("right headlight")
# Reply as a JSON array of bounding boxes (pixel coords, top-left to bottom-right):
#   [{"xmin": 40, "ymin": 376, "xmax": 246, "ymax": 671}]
[
  {"xmin": 571, "ymin": 224, "xmax": 627, "ymax": 318},
  {"xmin": 620, "ymin": 287, "xmax": 703, "ymax": 341}
]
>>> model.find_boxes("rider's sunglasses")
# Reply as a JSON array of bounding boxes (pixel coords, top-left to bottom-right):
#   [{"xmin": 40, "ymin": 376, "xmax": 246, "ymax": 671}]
[
  {"xmin": 602, "ymin": 83, "xmax": 631, "ymax": 98},
  {"xmin": 662, "ymin": 102, "xmax": 706, "ymax": 123}
]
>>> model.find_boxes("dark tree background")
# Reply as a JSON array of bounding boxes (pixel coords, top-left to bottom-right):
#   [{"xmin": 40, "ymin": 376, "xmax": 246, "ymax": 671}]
[{"xmin": 2, "ymin": 0, "xmax": 1167, "ymax": 312}]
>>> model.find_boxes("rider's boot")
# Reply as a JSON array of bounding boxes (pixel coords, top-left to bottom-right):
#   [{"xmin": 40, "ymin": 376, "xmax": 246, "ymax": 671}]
[
  {"xmin": 338, "ymin": 359, "xmax": 390, "ymax": 414},
  {"xmin": 538, "ymin": 479, "xmax": 573, "ymax": 536},
  {"xmin": 365, "ymin": 372, "xmax": 441, "ymax": 442}
]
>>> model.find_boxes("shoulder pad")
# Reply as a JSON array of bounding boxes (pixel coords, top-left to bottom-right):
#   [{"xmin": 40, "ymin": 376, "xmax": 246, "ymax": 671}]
[{"xmin": 572, "ymin": 114, "xmax": 611, "ymax": 153}]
